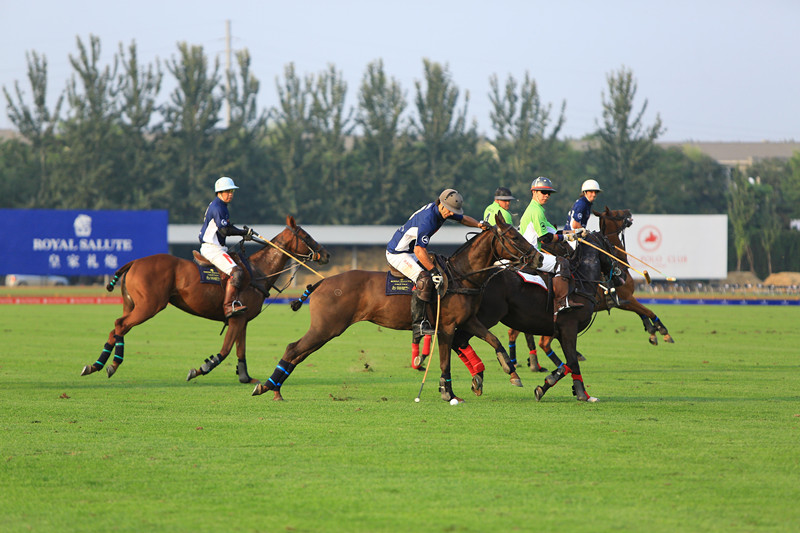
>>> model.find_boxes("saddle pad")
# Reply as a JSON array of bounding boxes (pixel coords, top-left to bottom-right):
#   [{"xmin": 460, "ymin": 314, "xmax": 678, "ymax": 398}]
[
  {"xmin": 196, "ymin": 263, "xmax": 222, "ymax": 285},
  {"xmin": 385, "ymin": 272, "xmax": 414, "ymax": 295},
  {"xmin": 515, "ymin": 270, "xmax": 547, "ymax": 290}
]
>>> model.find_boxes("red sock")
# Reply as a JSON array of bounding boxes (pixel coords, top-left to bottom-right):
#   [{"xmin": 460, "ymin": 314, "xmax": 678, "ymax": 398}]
[
  {"xmin": 422, "ymin": 335, "xmax": 431, "ymax": 356},
  {"xmin": 460, "ymin": 345, "xmax": 484, "ymax": 374},
  {"xmin": 456, "ymin": 348, "xmax": 476, "ymax": 375}
]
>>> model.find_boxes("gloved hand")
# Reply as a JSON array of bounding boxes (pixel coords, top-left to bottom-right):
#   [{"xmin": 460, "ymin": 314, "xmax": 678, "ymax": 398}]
[
  {"xmin": 478, "ymin": 220, "xmax": 491, "ymax": 231},
  {"xmin": 575, "ymin": 227, "xmax": 588, "ymax": 238},
  {"xmin": 430, "ymin": 268, "xmax": 443, "ymax": 288},
  {"xmin": 243, "ymin": 226, "xmax": 256, "ymax": 240},
  {"xmin": 564, "ymin": 232, "xmax": 578, "ymax": 242}
]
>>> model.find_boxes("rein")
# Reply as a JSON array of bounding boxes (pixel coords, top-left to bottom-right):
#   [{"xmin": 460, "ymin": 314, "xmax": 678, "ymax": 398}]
[{"xmin": 446, "ymin": 226, "xmax": 535, "ymax": 287}]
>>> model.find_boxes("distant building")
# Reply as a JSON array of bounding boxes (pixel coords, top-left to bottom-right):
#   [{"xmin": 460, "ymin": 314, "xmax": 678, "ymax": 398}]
[{"xmin": 658, "ymin": 141, "xmax": 800, "ymax": 172}]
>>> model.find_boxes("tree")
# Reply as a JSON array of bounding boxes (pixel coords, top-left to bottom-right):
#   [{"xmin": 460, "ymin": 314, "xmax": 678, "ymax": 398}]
[
  {"xmin": 2, "ymin": 50, "xmax": 64, "ymax": 205},
  {"xmin": 117, "ymin": 40, "xmax": 166, "ymax": 209},
  {"xmin": 161, "ymin": 42, "xmax": 223, "ymax": 221},
  {"xmin": 488, "ymin": 72, "xmax": 566, "ymax": 205},
  {"xmin": 592, "ymin": 66, "xmax": 664, "ymax": 209},
  {"xmin": 355, "ymin": 59, "xmax": 411, "ymax": 223},
  {"xmin": 727, "ymin": 172, "xmax": 759, "ymax": 271},
  {"xmin": 57, "ymin": 34, "xmax": 127, "ymax": 209},
  {"xmin": 410, "ymin": 59, "xmax": 477, "ymax": 201},
  {"xmin": 266, "ymin": 63, "xmax": 315, "ymax": 219},
  {"xmin": 307, "ymin": 64, "xmax": 355, "ymax": 223}
]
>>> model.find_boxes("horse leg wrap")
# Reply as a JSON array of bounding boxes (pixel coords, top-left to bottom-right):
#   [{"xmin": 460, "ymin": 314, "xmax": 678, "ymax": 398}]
[
  {"xmin": 113, "ymin": 335, "xmax": 124, "ymax": 365},
  {"xmin": 456, "ymin": 348, "xmax": 476, "ymax": 375},
  {"xmin": 545, "ymin": 350, "xmax": 563, "ymax": 367},
  {"xmin": 571, "ymin": 374, "xmax": 592, "ymax": 401},
  {"xmin": 236, "ymin": 357, "xmax": 252, "ymax": 383},
  {"xmin": 266, "ymin": 360, "xmax": 296, "ymax": 391},
  {"xmin": 653, "ymin": 316, "xmax": 668, "ymax": 334},
  {"xmin": 508, "ymin": 341, "xmax": 517, "ymax": 366},
  {"xmin": 544, "ymin": 364, "xmax": 570, "ymax": 387},
  {"xmin": 460, "ymin": 345, "xmax": 484, "ymax": 374},
  {"xmin": 200, "ymin": 354, "xmax": 223, "ymax": 375},
  {"xmin": 94, "ymin": 342, "xmax": 114, "ymax": 370},
  {"xmin": 439, "ymin": 373, "xmax": 454, "ymax": 401}
]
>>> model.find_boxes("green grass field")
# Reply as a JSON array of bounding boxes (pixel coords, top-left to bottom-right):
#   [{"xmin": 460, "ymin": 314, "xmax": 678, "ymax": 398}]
[{"xmin": 1, "ymin": 302, "xmax": 799, "ymax": 532}]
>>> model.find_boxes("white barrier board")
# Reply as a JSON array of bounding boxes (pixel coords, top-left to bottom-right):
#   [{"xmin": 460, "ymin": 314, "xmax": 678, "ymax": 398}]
[{"xmin": 587, "ymin": 214, "xmax": 728, "ymax": 280}]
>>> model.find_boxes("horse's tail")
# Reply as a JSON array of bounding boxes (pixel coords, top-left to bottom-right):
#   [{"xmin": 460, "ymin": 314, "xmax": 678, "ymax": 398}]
[
  {"xmin": 290, "ymin": 281, "xmax": 323, "ymax": 312},
  {"xmin": 106, "ymin": 261, "xmax": 135, "ymax": 292}
]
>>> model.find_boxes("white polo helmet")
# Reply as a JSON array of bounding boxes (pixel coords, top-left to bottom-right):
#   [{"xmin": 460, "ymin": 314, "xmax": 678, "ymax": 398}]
[
  {"xmin": 581, "ymin": 179, "xmax": 602, "ymax": 192},
  {"xmin": 215, "ymin": 176, "xmax": 239, "ymax": 192}
]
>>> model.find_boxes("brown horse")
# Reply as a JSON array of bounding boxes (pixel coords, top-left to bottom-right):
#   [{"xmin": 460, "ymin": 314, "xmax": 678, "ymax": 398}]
[
  {"xmin": 80, "ymin": 215, "xmax": 330, "ymax": 383},
  {"xmin": 451, "ymin": 230, "xmax": 621, "ymax": 402},
  {"xmin": 251, "ymin": 216, "xmax": 542, "ymax": 402},
  {"xmin": 505, "ymin": 207, "xmax": 675, "ymax": 368}
]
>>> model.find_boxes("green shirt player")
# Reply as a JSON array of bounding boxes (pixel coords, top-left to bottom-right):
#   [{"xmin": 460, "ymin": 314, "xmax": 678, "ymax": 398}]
[
  {"xmin": 519, "ymin": 177, "xmax": 585, "ymax": 318},
  {"xmin": 483, "ymin": 186, "xmax": 515, "ymax": 226}
]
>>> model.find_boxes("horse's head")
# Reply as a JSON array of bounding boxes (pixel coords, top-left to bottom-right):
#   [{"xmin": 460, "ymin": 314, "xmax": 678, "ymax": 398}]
[
  {"xmin": 280, "ymin": 215, "xmax": 330, "ymax": 264},
  {"xmin": 594, "ymin": 207, "xmax": 633, "ymax": 237},
  {"xmin": 489, "ymin": 215, "xmax": 544, "ymax": 269}
]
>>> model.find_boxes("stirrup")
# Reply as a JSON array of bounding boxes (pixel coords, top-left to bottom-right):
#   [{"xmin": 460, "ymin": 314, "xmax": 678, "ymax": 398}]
[
  {"xmin": 225, "ymin": 300, "xmax": 247, "ymax": 318},
  {"xmin": 416, "ymin": 319, "xmax": 435, "ymax": 336}
]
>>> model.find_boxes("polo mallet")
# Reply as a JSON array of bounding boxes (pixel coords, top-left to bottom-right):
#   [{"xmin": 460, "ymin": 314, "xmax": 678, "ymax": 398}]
[
  {"xmin": 415, "ymin": 293, "xmax": 441, "ymax": 402},
  {"xmin": 255, "ymin": 232, "xmax": 326, "ymax": 280},
  {"xmin": 612, "ymin": 245, "xmax": 677, "ymax": 282},
  {"xmin": 577, "ymin": 237, "xmax": 652, "ymax": 284}
]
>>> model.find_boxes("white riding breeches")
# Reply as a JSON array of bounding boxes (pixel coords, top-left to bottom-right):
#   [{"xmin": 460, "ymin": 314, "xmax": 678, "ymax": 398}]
[
  {"xmin": 386, "ymin": 250, "xmax": 424, "ymax": 283},
  {"xmin": 538, "ymin": 252, "xmax": 558, "ymax": 274},
  {"xmin": 200, "ymin": 243, "xmax": 237, "ymax": 275}
]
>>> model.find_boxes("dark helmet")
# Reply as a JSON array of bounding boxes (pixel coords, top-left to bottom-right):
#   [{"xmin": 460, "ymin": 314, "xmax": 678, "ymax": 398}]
[
  {"xmin": 530, "ymin": 176, "xmax": 557, "ymax": 193},
  {"xmin": 494, "ymin": 187, "xmax": 516, "ymax": 201}
]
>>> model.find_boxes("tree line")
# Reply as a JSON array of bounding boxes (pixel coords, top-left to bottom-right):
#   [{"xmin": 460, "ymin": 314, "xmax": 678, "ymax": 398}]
[{"xmin": 2, "ymin": 35, "xmax": 799, "ymax": 278}]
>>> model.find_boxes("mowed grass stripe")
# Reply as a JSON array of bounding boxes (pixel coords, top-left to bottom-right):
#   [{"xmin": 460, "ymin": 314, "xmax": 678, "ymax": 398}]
[{"xmin": 1, "ymin": 304, "xmax": 798, "ymax": 532}]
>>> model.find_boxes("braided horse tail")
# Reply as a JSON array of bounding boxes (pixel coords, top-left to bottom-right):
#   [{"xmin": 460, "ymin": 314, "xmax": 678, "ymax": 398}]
[
  {"xmin": 105, "ymin": 261, "xmax": 136, "ymax": 292},
  {"xmin": 290, "ymin": 280, "xmax": 323, "ymax": 311}
]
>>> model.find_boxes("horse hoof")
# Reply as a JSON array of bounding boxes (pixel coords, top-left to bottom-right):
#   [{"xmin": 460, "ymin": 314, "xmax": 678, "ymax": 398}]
[
  {"xmin": 664, "ymin": 335, "xmax": 675, "ymax": 344},
  {"xmin": 412, "ymin": 355, "xmax": 426, "ymax": 370},
  {"xmin": 534, "ymin": 386, "xmax": 546, "ymax": 401},
  {"xmin": 471, "ymin": 374, "xmax": 483, "ymax": 396},
  {"xmin": 509, "ymin": 372, "xmax": 523, "ymax": 387},
  {"xmin": 272, "ymin": 391, "xmax": 284, "ymax": 401},
  {"xmin": 577, "ymin": 353, "xmax": 587, "ymax": 362},
  {"xmin": 80, "ymin": 365, "xmax": 94, "ymax": 376},
  {"xmin": 649, "ymin": 335, "xmax": 658, "ymax": 346},
  {"xmin": 252, "ymin": 383, "xmax": 267, "ymax": 396},
  {"xmin": 106, "ymin": 365, "xmax": 117, "ymax": 378},
  {"xmin": 187, "ymin": 369, "xmax": 200, "ymax": 381},
  {"xmin": 534, "ymin": 366, "xmax": 548, "ymax": 373}
]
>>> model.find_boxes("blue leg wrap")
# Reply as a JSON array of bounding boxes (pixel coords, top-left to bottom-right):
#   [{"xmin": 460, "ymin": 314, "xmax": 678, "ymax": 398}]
[
  {"xmin": 546, "ymin": 350, "xmax": 563, "ymax": 367},
  {"xmin": 113, "ymin": 335, "xmax": 124, "ymax": 364},
  {"xmin": 267, "ymin": 361, "xmax": 296, "ymax": 390},
  {"xmin": 95, "ymin": 342, "xmax": 113, "ymax": 368}
]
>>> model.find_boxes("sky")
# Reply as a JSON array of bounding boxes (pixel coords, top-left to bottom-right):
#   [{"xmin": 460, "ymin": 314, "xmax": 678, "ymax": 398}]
[{"xmin": 1, "ymin": 0, "xmax": 798, "ymax": 142}]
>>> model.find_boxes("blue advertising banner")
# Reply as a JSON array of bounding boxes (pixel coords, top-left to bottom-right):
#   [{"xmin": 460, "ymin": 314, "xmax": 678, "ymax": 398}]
[{"xmin": 0, "ymin": 209, "xmax": 168, "ymax": 276}]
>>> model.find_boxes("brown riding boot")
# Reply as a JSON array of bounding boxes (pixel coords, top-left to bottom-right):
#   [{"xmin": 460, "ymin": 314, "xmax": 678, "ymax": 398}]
[
  {"xmin": 552, "ymin": 275, "xmax": 583, "ymax": 318},
  {"xmin": 223, "ymin": 268, "xmax": 247, "ymax": 319}
]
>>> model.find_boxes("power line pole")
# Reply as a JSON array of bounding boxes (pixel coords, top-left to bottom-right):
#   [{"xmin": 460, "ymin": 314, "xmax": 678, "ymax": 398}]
[{"xmin": 225, "ymin": 19, "xmax": 232, "ymax": 128}]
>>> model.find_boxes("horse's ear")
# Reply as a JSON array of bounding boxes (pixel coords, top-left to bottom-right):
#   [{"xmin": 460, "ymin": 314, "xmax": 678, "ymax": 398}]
[
  {"xmin": 286, "ymin": 215, "xmax": 296, "ymax": 228},
  {"xmin": 494, "ymin": 213, "xmax": 504, "ymax": 227},
  {"xmin": 604, "ymin": 206, "xmax": 610, "ymax": 214},
  {"xmin": 592, "ymin": 209, "xmax": 601, "ymax": 217}
]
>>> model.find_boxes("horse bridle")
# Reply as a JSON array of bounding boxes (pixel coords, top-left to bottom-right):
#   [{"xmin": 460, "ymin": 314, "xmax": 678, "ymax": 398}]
[
  {"xmin": 600, "ymin": 210, "xmax": 633, "ymax": 248},
  {"xmin": 283, "ymin": 225, "xmax": 323, "ymax": 263},
  {"xmin": 447, "ymin": 225, "xmax": 538, "ymax": 285}
]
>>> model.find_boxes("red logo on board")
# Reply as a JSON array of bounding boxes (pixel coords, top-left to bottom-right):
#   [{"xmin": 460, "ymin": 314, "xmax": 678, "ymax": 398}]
[{"xmin": 638, "ymin": 225, "xmax": 662, "ymax": 252}]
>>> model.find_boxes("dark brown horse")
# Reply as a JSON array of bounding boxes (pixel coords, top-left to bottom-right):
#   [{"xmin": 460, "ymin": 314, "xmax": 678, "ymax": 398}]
[
  {"xmin": 451, "ymin": 231, "xmax": 621, "ymax": 402},
  {"xmin": 505, "ymin": 207, "xmax": 675, "ymax": 369},
  {"xmin": 80, "ymin": 215, "xmax": 330, "ymax": 383},
  {"xmin": 251, "ymin": 216, "xmax": 542, "ymax": 402}
]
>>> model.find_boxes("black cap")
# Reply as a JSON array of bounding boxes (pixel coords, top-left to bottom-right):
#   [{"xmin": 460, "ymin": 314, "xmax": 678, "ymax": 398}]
[{"xmin": 494, "ymin": 187, "xmax": 515, "ymax": 201}]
